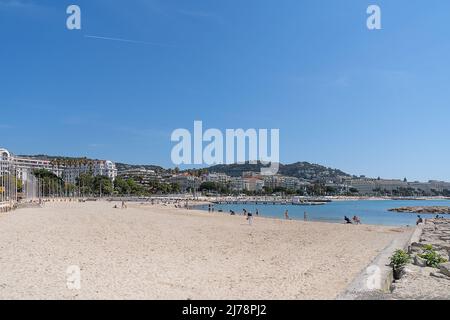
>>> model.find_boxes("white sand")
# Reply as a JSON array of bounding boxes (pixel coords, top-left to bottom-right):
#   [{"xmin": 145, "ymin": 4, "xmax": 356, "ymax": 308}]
[{"xmin": 0, "ymin": 201, "xmax": 410, "ymax": 300}]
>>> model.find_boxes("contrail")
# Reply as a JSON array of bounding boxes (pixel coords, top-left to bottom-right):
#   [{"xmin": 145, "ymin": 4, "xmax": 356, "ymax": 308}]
[{"xmin": 84, "ymin": 35, "xmax": 173, "ymax": 47}]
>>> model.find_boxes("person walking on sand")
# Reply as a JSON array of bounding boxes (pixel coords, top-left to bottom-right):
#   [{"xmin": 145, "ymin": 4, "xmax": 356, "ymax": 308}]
[
  {"xmin": 247, "ymin": 211, "xmax": 253, "ymax": 226},
  {"xmin": 121, "ymin": 201, "xmax": 127, "ymax": 209},
  {"xmin": 284, "ymin": 210, "xmax": 290, "ymax": 220}
]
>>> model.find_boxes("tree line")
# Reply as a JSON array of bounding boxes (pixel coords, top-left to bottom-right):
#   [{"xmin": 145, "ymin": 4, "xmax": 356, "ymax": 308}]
[{"xmin": 30, "ymin": 169, "xmax": 181, "ymax": 197}]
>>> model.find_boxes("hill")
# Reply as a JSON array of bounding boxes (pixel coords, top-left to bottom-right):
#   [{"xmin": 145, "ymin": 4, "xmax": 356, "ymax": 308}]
[
  {"xmin": 19, "ymin": 155, "xmax": 350, "ymax": 181},
  {"xmin": 207, "ymin": 161, "xmax": 350, "ymax": 181},
  {"xmin": 115, "ymin": 162, "xmax": 166, "ymax": 173}
]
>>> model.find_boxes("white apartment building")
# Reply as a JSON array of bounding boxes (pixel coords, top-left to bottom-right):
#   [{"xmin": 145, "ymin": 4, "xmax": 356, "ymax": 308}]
[
  {"xmin": 229, "ymin": 177, "xmax": 244, "ymax": 191},
  {"xmin": 14, "ymin": 157, "xmax": 63, "ymax": 182},
  {"xmin": 343, "ymin": 178, "xmax": 450, "ymax": 195},
  {"xmin": 62, "ymin": 160, "xmax": 117, "ymax": 184},
  {"xmin": 408, "ymin": 181, "xmax": 434, "ymax": 194},
  {"xmin": 428, "ymin": 180, "xmax": 450, "ymax": 193},
  {"xmin": 263, "ymin": 175, "xmax": 304, "ymax": 191},
  {"xmin": 243, "ymin": 177, "xmax": 265, "ymax": 192},
  {"xmin": 168, "ymin": 175, "xmax": 201, "ymax": 192},
  {"xmin": 0, "ymin": 148, "xmax": 117, "ymax": 185},
  {"xmin": 203, "ymin": 173, "xmax": 231, "ymax": 185},
  {"xmin": 344, "ymin": 178, "xmax": 408, "ymax": 194},
  {"xmin": 0, "ymin": 148, "xmax": 62, "ymax": 182},
  {"xmin": 118, "ymin": 168, "xmax": 159, "ymax": 186}
]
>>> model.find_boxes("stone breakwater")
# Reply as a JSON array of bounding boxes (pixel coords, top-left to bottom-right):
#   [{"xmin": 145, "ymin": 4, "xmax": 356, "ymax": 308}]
[
  {"xmin": 390, "ymin": 219, "xmax": 450, "ymax": 299},
  {"xmin": 389, "ymin": 206, "xmax": 450, "ymax": 214}
]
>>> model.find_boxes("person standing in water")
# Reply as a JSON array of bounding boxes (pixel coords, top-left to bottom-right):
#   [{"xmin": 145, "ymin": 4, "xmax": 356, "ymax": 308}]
[
  {"xmin": 284, "ymin": 210, "xmax": 290, "ymax": 220},
  {"xmin": 304, "ymin": 211, "xmax": 308, "ymax": 221}
]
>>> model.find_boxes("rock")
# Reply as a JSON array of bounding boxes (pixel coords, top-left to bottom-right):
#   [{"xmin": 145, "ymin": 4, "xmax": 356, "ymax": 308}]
[
  {"xmin": 414, "ymin": 256, "xmax": 427, "ymax": 267},
  {"xmin": 409, "ymin": 246, "xmax": 422, "ymax": 254},
  {"xmin": 434, "ymin": 243, "xmax": 450, "ymax": 252},
  {"xmin": 389, "ymin": 206, "xmax": 450, "ymax": 214},
  {"xmin": 409, "ymin": 243, "xmax": 423, "ymax": 254},
  {"xmin": 430, "ymin": 272, "xmax": 450, "ymax": 281},
  {"xmin": 439, "ymin": 263, "xmax": 450, "ymax": 277}
]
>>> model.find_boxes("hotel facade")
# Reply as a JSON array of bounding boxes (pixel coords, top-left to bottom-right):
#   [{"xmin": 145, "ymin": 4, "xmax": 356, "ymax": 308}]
[{"xmin": 0, "ymin": 147, "xmax": 117, "ymax": 186}]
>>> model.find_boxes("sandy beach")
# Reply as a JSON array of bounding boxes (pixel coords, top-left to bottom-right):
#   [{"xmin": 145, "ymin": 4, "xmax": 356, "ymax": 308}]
[{"xmin": 0, "ymin": 201, "xmax": 411, "ymax": 300}]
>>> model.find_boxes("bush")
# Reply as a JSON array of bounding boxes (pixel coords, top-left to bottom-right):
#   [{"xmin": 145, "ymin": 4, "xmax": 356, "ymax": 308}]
[
  {"xmin": 390, "ymin": 249, "xmax": 411, "ymax": 270},
  {"xmin": 418, "ymin": 245, "xmax": 448, "ymax": 268}
]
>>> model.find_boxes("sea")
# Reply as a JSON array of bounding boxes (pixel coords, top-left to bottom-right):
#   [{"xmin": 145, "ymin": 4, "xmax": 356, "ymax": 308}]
[{"xmin": 196, "ymin": 199, "xmax": 450, "ymax": 226}]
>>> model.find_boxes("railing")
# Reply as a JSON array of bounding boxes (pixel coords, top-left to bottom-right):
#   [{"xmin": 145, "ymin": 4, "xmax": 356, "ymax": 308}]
[
  {"xmin": 0, "ymin": 201, "xmax": 14, "ymax": 212},
  {"xmin": 1, "ymin": 159, "xmax": 18, "ymax": 212}
]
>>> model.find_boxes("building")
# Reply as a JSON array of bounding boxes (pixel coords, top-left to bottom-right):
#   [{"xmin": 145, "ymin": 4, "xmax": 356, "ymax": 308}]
[
  {"xmin": 262, "ymin": 174, "xmax": 304, "ymax": 191},
  {"xmin": 13, "ymin": 156, "xmax": 63, "ymax": 182},
  {"xmin": 1, "ymin": 148, "xmax": 61, "ymax": 187},
  {"xmin": 243, "ymin": 177, "xmax": 265, "ymax": 192},
  {"xmin": 242, "ymin": 171, "xmax": 261, "ymax": 179},
  {"xmin": 60, "ymin": 160, "xmax": 117, "ymax": 184},
  {"xmin": 168, "ymin": 174, "xmax": 201, "ymax": 193},
  {"xmin": 118, "ymin": 168, "xmax": 160, "ymax": 187},
  {"xmin": 325, "ymin": 183, "xmax": 348, "ymax": 194},
  {"xmin": 0, "ymin": 148, "xmax": 117, "ymax": 185},
  {"xmin": 342, "ymin": 178, "xmax": 450, "ymax": 196},
  {"xmin": 428, "ymin": 181, "xmax": 450, "ymax": 193},
  {"xmin": 262, "ymin": 175, "xmax": 281, "ymax": 189},
  {"xmin": 229, "ymin": 177, "xmax": 244, "ymax": 191},
  {"xmin": 203, "ymin": 173, "xmax": 230, "ymax": 185},
  {"xmin": 0, "ymin": 148, "xmax": 11, "ymax": 162},
  {"xmin": 344, "ymin": 178, "xmax": 408, "ymax": 195},
  {"xmin": 408, "ymin": 181, "xmax": 434, "ymax": 195}
]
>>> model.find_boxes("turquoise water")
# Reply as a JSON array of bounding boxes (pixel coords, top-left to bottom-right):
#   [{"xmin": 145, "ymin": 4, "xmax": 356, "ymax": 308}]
[{"xmin": 196, "ymin": 200, "xmax": 450, "ymax": 226}]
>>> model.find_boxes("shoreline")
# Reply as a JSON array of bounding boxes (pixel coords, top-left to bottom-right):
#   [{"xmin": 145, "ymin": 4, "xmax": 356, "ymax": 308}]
[{"xmin": 100, "ymin": 195, "xmax": 450, "ymax": 202}]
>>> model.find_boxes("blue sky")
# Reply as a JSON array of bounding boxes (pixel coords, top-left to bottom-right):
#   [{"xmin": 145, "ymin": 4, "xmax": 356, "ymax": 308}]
[{"xmin": 1, "ymin": 0, "xmax": 449, "ymax": 181}]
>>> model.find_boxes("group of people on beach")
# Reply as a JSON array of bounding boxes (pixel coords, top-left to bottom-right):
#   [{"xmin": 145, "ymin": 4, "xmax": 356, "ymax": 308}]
[
  {"xmin": 174, "ymin": 200, "xmax": 190, "ymax": 209},
  {"xmin": 113, "ymin": 201, "xmax": 127, "ymax": 209},
  {"xmin": 226, "ymin": 208, "xmax": 260, "ymax": 225},
  {"xmin": 227, "ymin": 208, "xmax": 301, "ymax": 225},
  {"xmin": 344, "ymin": 215, "xmax": 362, "ymax": 225},
  {"xmin": 226, "ymin": 208, "xmax": 312, "ymax": 225}
]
